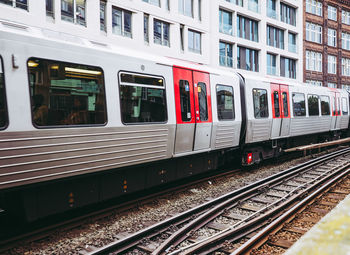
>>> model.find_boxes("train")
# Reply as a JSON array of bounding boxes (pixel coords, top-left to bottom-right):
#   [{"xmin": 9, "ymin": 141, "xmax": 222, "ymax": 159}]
[{"xmin": 0, "ymin": 20, "xmax": 349, "ymax": 223}]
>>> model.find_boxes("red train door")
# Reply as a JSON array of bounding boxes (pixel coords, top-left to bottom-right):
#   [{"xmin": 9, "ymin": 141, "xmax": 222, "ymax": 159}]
[
  {"xmin": 173, "ymin": 67, "xmax": 212, "ymax": 154},
  {"xmin": 270, "ymin": 83, "xmax": 290, "ymax": 138}
]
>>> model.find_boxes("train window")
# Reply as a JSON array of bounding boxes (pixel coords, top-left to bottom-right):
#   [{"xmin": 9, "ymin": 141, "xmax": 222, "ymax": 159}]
[
  {"xmin": 27, "ymin": 58, "xmax": 107, "ymax": 127},
  {"xmin": 338, "ymin": 97, "xmax": 341, "ymax": 115},
  {"xmin": 342, "ymin": 98, "xmax": 348, "ymax": 115},
  {"xmin": 216, "ymin": 85, "xmax": 235, "ymax": 120},
  {"xmin": 198, "ymin": 82, "xmax": 208, "ymax": 121},
  {"xmin": 332, "ymin": 96, "xmax": 336, "ymax": 116},
  {"xmin": 252, "ymin": 89, "xmax": 268, "ymax": 118},
  {"xmin": 308, "ymin": 94, "xmax": 319, "ymax": 116},
  {"xmin": 119, "ymin": 72, "xmax": 167, "ymax": 124},
  {"xmin": 273, "ymin": 91, "xmax": 280, "ymax": 117},
  {"xmin": 0, "ymin": 57, "xmax": 8, "ymax": 129},
  {"xmin": 320, "ymin": 96, "xmax": 330, "ymax": 116},
  {"xmin": 179, "ymin": 80, "xmax": 191, "ymax": 122},
  {"xmin": 292, "ymin": 93, "xmax": 306, "ymax": 116},
  {"xmin": 282, "ymin": 92, "xmax": 289, "ymax": 117}
]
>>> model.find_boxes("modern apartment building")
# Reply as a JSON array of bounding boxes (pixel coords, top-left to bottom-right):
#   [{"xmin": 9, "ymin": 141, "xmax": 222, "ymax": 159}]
[
  {"xmin": 0, "ymin": 0, "xmax": 303, "ymax": 81},
  {"xmin": 304, "ymin": 0, "xmax": 350, "ymax": 90}
]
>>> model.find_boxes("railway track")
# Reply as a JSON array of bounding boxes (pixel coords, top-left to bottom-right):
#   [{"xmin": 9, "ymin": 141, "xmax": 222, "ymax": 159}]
[{"xmin": 87, "ymin": 147, "xmax": 350, "ymax": 255}]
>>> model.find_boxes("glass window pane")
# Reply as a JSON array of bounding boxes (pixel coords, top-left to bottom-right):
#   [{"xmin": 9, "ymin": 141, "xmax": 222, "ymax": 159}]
[
  {"xmin": 320, "ymin": 96, "xmax": 330, "ymax": 115},
  {"xmin": 253, "ymin": 89, "xmax": 268, "ymax": 118},
  {"xmin": 217, "ymin": 85, "xmax": 234, "ymax": 120},
  {"xmin": 342, "ymin": 97, "xmax": 348, "ymax": 115},
  {"xmin": 61, "ymin": 0, "xmax": 74, "ymax": 22},
  {"xmin": 292, "ymin": 93, "xmax": 306, "ymax": 116},
  {"xmin": 282, "ymin": 92, "xmax": 288, "ymax": 117},
  {"xmin": 28, "ymin": 58, "xmax": 107, "ymax": 127},
  {"xmin": 308, "ymin": 94, "xmax": 319, "ymax": 116},
  {"xmin": 197, "ymin": 82, "xmax": 208, "ymax": 121},
  {"xmin": 273, "ymin": 91, "xmax": 280, "ymax": 117},
  {"xmin": 0, "ymin": 57, "xmax": 8, "ymax": 129},
  {"xmin": 179, "ymin": 80, "xmax": 191, "ymax": 122}
]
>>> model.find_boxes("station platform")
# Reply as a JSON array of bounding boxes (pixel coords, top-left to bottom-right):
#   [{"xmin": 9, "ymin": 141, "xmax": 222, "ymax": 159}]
[{"xmin": 285, "ymin": 194, "xmax": 350, "ymax": 255}]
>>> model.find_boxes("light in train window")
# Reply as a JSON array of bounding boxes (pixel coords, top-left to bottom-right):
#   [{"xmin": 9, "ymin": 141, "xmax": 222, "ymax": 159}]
[
  {"xmin": 342, "ymin": 97, "xmax": 348, "ymax": 115},
  {"xmin": 0, "ymin": 57, "xmax": 8, "ymax": 129},
  {"xmin": 216, "ymin": 85, "xmax": 234, "ymax": 120},
  {"xmin": 273, "ymin": 91, "xmax": 280, "ymax": 117},
  {"xmin": 119, "ymin": 72, "xmax": 167, "ymax": 124},
  {"xmin": 252, "ymin": 89, "xmax": 268, "ymax": 118},
  {"xmin": 198, "ymin": 82, "xmax": 208, "ymax": 121},
  {"xmin": 320, "ymin": 96, "xmax": 330, "ymax": 116},
  {"xmin": 282, "ymin": 92, "xmax": 289, "ymax": 117},
  {"xmin": 292, "ymin": 93, "xmax": 306, "ymax": 116},
  {"xmin": 179, "ymin": 80, "xmax": 191, "ymax": 122},
  {"xmin": 27, "ymin": 58, "xmax": 107, "ymax": 127},
  {"xmin": 308, "ymin": 94, "xmax": 319, "ymax": 116}
]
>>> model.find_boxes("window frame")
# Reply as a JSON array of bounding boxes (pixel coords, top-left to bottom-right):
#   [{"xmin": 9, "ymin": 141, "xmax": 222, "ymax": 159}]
[
  {"xmin": 292, "ymin": 92, "xmax": 306, "ymax": 117},
  {"xmin": 0, "ymin": 56, "xmax": 8, "ymax": 130},
  {"xmin": 252, "ymin": 88, "xmax": 269, "ymax": 119},
  {"xmin": 342, "ymin": 97, "xmax": 349, "ymax": 115},
  {"xmin": 112, "ymin": 6, "xmax": 132, "ymax": 38},
  {"xmin": 307, "ymin": 94, "xmax": 320, "ymax": 116},
  {"xmin": 320, "ymin": 95, "xmax": 331, "ymax": 116},
  {"xmin": 216, "ymin": 84, "xmax": 235, "ymax": 121},
  {"xmin": 118, "ymin": 71, "xmax": 168, "ymax": 125}
]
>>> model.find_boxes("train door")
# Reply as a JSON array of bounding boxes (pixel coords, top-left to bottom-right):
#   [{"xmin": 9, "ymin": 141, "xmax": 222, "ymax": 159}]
[
  {"xmin": 173, "ymin": 67, "xmax": 212, "ymax": 154},
  {"xmin": 270, "ymin": 83, "xmax": 290, "ymax": 139},
  {"xmin": 331, "ymin": 92, "xmax": 341, "ymax": 129}
]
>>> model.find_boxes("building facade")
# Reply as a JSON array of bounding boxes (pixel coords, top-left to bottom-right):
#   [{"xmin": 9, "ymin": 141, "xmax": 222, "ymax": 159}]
[
  {"xmin": 0, "ymin": 0, "xmax": 303, "ymax": 81},
  {"xmin": 304, "ymin": 0, "xmax": 350, "ymax": 90}
]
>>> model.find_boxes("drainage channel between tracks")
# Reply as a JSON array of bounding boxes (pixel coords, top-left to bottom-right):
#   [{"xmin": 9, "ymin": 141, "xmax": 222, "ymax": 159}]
[{"xmin": 87, "ymin": 147, "xmax": 350, "ymax": 255}]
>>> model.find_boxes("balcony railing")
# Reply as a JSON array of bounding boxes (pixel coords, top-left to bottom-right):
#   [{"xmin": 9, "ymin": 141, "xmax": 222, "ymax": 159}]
[
  {"xmin": 219, "ymin": 24, "xmax": 233, "ymax": 36},
  {"xmin": 267, "ymin": 8, "xmax": 277, "ymax": 19},
  {"xmin": 219, "ymin": 55, "xmax": 233, "ymax": 67},
  {"xmin": 288, "ymin": 43, "xmax": 297, "ymax": 53}
]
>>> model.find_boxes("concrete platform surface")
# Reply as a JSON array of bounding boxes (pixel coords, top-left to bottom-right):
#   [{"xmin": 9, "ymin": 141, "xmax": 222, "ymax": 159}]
[{"xmin": 285, "ymin": 194, "xmax": 350, "ymax": 255}]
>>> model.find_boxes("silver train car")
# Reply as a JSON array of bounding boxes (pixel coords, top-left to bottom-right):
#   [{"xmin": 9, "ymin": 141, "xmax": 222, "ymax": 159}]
[{"xmin": 0, "ymin": 21, "xmax": 349, "ymax": 222}]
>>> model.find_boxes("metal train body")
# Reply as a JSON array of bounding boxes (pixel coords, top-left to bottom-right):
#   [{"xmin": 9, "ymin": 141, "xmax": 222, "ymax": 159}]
[{"xmin": 0, "ymin": 22, "xmax": 349, "ymax": 222}]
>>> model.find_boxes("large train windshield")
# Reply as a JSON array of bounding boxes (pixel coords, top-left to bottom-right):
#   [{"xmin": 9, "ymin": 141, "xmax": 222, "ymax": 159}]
[
  {"xmin": 27, "ymin": 58, "xmax": 107, "ymax": 127},
  {"xmin": 0, "ymin": 57, "xmax": 8, "ymax": 129}
]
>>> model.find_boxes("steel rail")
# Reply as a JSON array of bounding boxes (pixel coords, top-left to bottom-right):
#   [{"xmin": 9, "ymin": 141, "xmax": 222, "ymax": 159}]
[
  {"xmin": 88, "ymin": 147, "xmax": 350, "ymax": 255},
  {"xmin": 232, "ymin": 166, "xmax": 350, "ymax": 255},
  {"xmin": 178, "ymin": 161, "xmax": 350, "ymax": 255}
]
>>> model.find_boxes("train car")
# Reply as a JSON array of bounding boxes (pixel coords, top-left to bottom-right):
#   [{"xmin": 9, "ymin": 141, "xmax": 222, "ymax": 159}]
[
  {"xmin": 0, "ymin": 21, "xmax": 242, "ymax": 222},
  {"xmin": 241, "ymin": 75, "xmax": 350, "ymax": 165}
]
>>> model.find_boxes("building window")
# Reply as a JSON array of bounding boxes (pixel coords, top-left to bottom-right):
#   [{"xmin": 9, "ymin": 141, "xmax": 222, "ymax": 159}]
[
  {"xmin": 166, "ymin": 0, "xmax": 170, "ymax": 10},
  {"xmin": 267, "ymin": 0, "xmax": 277, "ymax": 19},
  {"xmin": 0, "ymin": 0, "xmax": 28, "ymax": 10},
  {"xmin": 328, "ymin": 82, "xmax": 337, "ymax": 88},
  {"xmin": 46, "ymin": 0, "xmax": 54, "ymax": 18},
  {"xmin": 219, "ymin": 41, "xmax": 233, "ymax": 67},
  {"xmin": 179, "ymin": 0, "xmax": 193, "ymax": 17},
  {"xmin": 280, "ymin": 57, "xmax": 296, "ymax": 79},
  {"xmin": 61, "ymin": 0, "xmax": 86, "ymax": 26},
  {"xmin": 342, "ymin": 84, "xmax": 350, "ymax": 92},
  {"xmin": 237, "ymin": 46, "xmax": 259, "ymax": 72},
  {"xmin": 253, "ymin": 89, "xmax": 268, "ymax": 118},
  {"xmin": 237, "ymin": 15, "xmax": 259, "ymax": 42},
  {"xmin": 217, "ymin": 85, "xmax": 235, "ymax": 120},
  {"xmin": 342, "ymin": 58, "xmax": 350, "ymax": 76},
  {"xmin": 119, "ymin": 72, "xmax": 167, "ymax": 124},
  {"xmin": 226, "ymin": 0, "xmax": 243, "ymax": 7},
  {"xmin": 280, "ymin": 3, "xmax": 296, "ymax": 26},
  {"xmin": 306, "ymin": 80, "xmax": 322, "ymax": 86},
  {"xmin": 328, "ymin": 55, "xmax": 337, "ymax": 74},
  {"xmin": 154, "ymin": 19, "xmax": 170, "ymax": 46},
  {"xmin": 306, "ymin": 50, "xmax": 322, "ymax": 72},
  {"xmin": 267, "ymin": 25, "xmax": 284, "ymax": 49},
  {"xmin": 27, "ymin": 58, "xmax": 107, "ymax": 127},
  {"xmin": 328, "ymin": 5, "xmax": 337, "ymax": 21},
  {"xmin": 342, "ymin": 32, "xmax": 350, "ymax": 51},
  {"xmin": 248, "ymin": 0, "xmax": 259, "ymax": 13},
  {"xmin": 306, "ymin": 0, "xmax": 322, "ymax": 16},
  {"xmin": 100, "ymin": 0, "xmax": 106, "ymax": 32},
  {"xmin": 306, "ymin": 22, "xmax": 322, "ymax": 44},
  {"xmin": 219, "ymin": 9, "xmax": 233, "ymax": 35},
  {"xmin": 342, "ymin": 97, "xmax": 348, "ymax": 115},
  {"xmin": 328, "ymin": 28, "xmax": 337, "ymax": 47},
  {"xmin": 180, "ymin": 24, "xmax": 184, "ymax": 51},
  {"xmin": 142, "ymin": 0, "xmax": 160, "ymax": 7},
  {"xmin": 198, "ymin": 0, "xmax": 201, "ymax": 20},
  {"xmin": 292, "ymin": 93, "xmax": 306, "ymax": 117},
  {"xmin": 342, "ymin": 10, "xmax": 350, "ymax": 25},
  {"xmin": 144, "ymin": 14, "xmax": 149, "ymax": 43},
  {"xmin": 288, "ymin": 32, "xmax": 296, "ymax": 53},
  {"xmin": 308, "ymin": 95, "xmax": 319, "ymax": 116},
  {"xmin": 267, "ymin": 53, "xmax": 276, "ymax": 75},
  {"xmin": 112, "ymin": 7, "xmax": 132, "ymax": 38},
  {"xmin": 188, "ymin": 29, "xmax": 201, "ymax": 54}
]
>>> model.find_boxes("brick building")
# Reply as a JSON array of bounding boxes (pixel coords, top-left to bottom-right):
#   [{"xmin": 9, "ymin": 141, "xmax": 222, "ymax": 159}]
[{"xmin": 304, "ymin": 0, "xmax": 350, "ymax": 90}]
